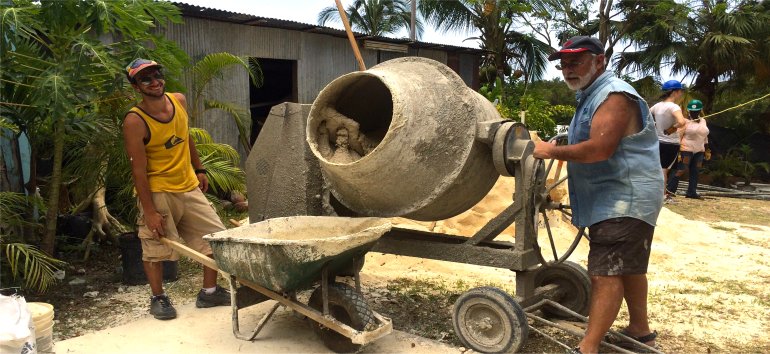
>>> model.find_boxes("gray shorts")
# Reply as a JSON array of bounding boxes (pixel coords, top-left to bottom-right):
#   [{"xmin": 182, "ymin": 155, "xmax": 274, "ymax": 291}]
[{"xmin": 587, "ymin": 217, "xmax": 654, "ymax": 276}]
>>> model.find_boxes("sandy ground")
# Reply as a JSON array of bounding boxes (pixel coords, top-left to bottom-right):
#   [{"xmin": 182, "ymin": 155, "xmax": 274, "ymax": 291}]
[
  {"xmin": 364, "ymin": 175, "xmax": 770, "ymax": 352},
  {"xmin": 54, "ymin": 173, "xmax": 770, "ymax": 352},
  {"xmin": 55, "ymin": 301, "xmax": 460, "ymax": 354}
]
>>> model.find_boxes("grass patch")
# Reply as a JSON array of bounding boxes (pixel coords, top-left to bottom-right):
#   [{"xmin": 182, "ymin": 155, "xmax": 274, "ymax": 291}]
[
  {"xmin": 366, "ymin": 278, "xmax": 577, "ymax": 352},
  {"xmin": 370, "ymin": 278, "xmax": 464, "ymax": 345},
  {"xmin": 666, "ymin": 196, "xmax": 770, "ymax": 227}
]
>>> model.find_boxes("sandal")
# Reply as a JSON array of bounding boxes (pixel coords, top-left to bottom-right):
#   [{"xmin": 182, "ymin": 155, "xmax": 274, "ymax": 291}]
[{"xmin": 605, "ymin": 329, "xmax": 660, "ymax": 351}]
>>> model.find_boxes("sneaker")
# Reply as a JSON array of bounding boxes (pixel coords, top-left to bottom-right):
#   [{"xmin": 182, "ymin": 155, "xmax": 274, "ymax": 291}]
[
  {"xmin": 685, "ymin": 194, "xmax": 703, "ymax": 199},
  {"xmin": 196, "ymin": 285, "xmax": 231, "ymax": 308},
  {"xmin": 664, "ymin": 196, "xmax": 676, "ymax": 204},
  {"xmin": 150, "ymin": 295, "xmax": 177, "ymax": 320}
]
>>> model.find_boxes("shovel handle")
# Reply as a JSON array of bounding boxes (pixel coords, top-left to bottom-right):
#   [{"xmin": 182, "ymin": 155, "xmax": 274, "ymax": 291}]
[
  {"xmin": 335, "ymin": 0, "xmax": 366, "ymax": 71},
  {"xmin": 159, "ymin": 238, "xmax": 219, "ymax": 271}
]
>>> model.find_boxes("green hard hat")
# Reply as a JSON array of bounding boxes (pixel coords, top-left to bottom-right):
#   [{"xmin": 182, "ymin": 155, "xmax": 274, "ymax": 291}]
[{"xmin": 687, "ymin": 99, "xmax": 703, "ymax": 111}]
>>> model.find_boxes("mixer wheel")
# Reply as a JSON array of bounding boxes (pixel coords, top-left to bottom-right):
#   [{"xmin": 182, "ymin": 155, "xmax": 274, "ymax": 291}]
[
  {"xmin": 452, "ymin": 287, "xmax": 528, "ymax": 353},
  {"xmin": 308, "ymin": 282, "xmax": 374, "ymax": 353},
  {"xmin": 533, "ymin": 261, "xmax": 591, "ymax": 319}
]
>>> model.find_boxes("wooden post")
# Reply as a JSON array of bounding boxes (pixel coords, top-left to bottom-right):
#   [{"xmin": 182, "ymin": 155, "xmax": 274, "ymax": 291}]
[{"xmin": 410, "ymin": 0, "xmax": 416, "ymax": 41}]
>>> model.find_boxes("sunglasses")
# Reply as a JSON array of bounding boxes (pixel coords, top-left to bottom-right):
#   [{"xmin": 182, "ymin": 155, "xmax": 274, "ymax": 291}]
[
  {"xmin": 136, "ymin": 71, "xmax": 164, "ymax": 86},
  {"xmin": 555, "ymin": 61, "xmax": 586, "ymax": 70}
]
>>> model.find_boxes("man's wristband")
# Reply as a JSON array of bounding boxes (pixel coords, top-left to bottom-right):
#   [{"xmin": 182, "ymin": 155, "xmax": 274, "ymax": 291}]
[{"xmin": 194, "ymin": 168, "xmax": 207, "ymax": 175}]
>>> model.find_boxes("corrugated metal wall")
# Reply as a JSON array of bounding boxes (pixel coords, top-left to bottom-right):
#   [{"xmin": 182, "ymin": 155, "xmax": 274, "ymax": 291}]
[{"xmin": 161, "ymin": 17, "xmax": 478, "ymax": 157}]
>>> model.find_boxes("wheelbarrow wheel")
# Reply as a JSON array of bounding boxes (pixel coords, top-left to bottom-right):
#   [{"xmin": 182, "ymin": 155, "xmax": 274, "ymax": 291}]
[
  {"xmin": 308, "ymin": 282, "xmax": 374, "ymax": 353},
  {"xmin": 533, "ymin": 261, "xmax": 590, "ymax": 319},
  {"xmin": 452, "ymin": 286, "xmax": 528, "ymax": 353}
]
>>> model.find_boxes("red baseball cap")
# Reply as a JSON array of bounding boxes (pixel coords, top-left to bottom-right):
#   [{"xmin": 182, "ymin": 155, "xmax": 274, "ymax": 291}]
[{"xmin": 548, "ymin": 36, "xmax": 605, "ymax": 61}]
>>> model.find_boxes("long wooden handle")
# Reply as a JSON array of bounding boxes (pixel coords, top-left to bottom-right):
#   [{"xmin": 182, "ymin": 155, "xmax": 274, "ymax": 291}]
[
  {"xmin": 335, "ymin": 0, "xmax": 366, "ymax": 71},
  {"xmin": 159, "ymin": 238, "xmax": 219, "ymax": 271}
]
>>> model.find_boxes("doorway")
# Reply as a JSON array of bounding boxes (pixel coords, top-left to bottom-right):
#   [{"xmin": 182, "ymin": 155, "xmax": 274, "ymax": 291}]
[{"xmin": 249, "ymin": 58, "xmax": 297, "ymax": 145}]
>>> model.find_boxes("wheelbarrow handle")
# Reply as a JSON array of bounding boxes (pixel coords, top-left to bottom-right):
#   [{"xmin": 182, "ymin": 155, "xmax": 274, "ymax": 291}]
[{"xmin": 159, "ymin": 237, "xmax": 220, "ymax": 271}]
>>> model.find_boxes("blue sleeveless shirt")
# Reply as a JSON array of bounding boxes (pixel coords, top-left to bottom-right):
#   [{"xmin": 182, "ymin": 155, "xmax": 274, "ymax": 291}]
[{"xmin": 567, "ymin": 71, "xmax": 664, "ymax": 228}]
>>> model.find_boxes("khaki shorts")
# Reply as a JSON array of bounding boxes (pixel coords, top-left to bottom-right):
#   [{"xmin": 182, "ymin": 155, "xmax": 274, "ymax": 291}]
[
  {"xmin": 137, "ymin": 189, "xmax": 225, "ymax": 262},
  {"xmin": 587, "ymin": 217, "xmax": 654, "ymax": 276}
]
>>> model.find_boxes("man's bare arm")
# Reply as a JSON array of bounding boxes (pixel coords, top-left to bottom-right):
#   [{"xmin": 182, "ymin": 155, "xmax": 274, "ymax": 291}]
[
  {"xmin": 533, "ymin": 93, "xmax": 638, "ymax": 163},
  {"xmin": 123, "ymin": 113, "xmax": 165, "ymax": 236}
]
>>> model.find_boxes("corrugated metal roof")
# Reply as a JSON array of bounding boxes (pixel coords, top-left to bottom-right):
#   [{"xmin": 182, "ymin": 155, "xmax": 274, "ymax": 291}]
[{"xmin": 173, "ymin": 2, "xmax": 485, "ymax": 54}]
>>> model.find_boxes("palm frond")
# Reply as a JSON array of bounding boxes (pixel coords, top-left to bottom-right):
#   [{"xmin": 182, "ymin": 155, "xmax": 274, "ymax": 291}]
[
  {"xmin": 2, "ymin": 243, "xmax": 66, "ymax": 293},
  {"xmin": 191, "ymin": 52, "xmax": 253, "ymax": 100},
  {"xmin": 189, "ymin": 127, "xmax": 214, "ymax": 145},
  {"xmin": 506, "ymin": 32, "xmax": 551, "ymax": 82},
  {"xmin": 317, "ymin": 6, "xmax": 342, "ymax": 27},
  {"xmin": 0, "ymin": 192, "xmax": 29, "ymax": 226},
  {"xmin": 195, "ymin": 142, "xmax": 241, "ymax": 165},
  {"xmin": 0, "ymin": 118, "xmax": 19, "ymax": 132},
  {"xmin": 198, "ymin": 154, "xmax": 246, "ymax": 196},
  {"xmin": 318, "ymin": 0, "xmax": 418, "ymax": 37},
  {"xmin": 190, "ymin": 127, "xmax": 240, "ymax": 164},
  {"xmin": 419, "ymin": 0, "xmax": 476, "ymax": 34},
  {"xmin": 204, "ymin": 99, "xmax": 251, "ymax": 151}
]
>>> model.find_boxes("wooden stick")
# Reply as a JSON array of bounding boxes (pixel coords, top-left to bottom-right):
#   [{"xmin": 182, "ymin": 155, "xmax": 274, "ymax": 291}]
[
  {"xmin": 335, "ymin": 0, "xmax": 366, "ymax": 71},
  {"xmin": 553, "ymin": 160, "xmax": 564, "ymax": 181},
  {"xmin": 159, "ymin": 238, "xmax": 219, "ymax": 271}
]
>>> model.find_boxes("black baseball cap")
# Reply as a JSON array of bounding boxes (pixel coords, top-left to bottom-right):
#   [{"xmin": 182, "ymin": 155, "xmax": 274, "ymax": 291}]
[{"xmin": 548, "ymin": 36, "xmax": 605, "ymax": 61}]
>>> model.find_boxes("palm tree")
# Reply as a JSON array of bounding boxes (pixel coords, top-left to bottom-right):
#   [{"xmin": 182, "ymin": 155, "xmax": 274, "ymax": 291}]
[
  {"xmin": 616, "ymin": 0, "xmax": 770, "ymax": 112},
  {"xmin": 318, "ymin": 0, "xmax": 423, "ymax": 38},
  {"xmin": 3, "ymin": 1, "xmax": 259, "ymax": 259},
  {"xmin": 419, "ymin": 0, "xmax": 550, "ymax": 86}
]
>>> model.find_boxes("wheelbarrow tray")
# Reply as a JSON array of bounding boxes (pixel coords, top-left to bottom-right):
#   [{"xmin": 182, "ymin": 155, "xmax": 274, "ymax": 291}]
[{"xmin": 203, "ymin": 216, "xmax": 392, "ymax": 293}]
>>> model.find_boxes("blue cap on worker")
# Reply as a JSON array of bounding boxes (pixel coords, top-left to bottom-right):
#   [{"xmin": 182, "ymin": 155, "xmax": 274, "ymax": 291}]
[
  {"xmin": 662, "ymin": 80, "xmax": 685, "ymax": 91},
  {"xmin": 548, "ymin": 36, "xmax": 604, "ymax": 61},
  {"xmin": 126, "ymin": 58, "xmax": 162, "ymax": 82}
]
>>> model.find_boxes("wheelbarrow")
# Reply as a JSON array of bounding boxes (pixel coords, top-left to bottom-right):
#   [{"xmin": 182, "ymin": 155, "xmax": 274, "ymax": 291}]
[{"xmin": 160, "ymin": 216, "xmax": 393, "ymax": 353}]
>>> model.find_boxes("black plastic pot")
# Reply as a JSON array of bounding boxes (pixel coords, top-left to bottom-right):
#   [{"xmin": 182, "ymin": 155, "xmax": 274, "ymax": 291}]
[{"xmin": 118, "ymin": 232, "xmax": 178, "ymax": 285}]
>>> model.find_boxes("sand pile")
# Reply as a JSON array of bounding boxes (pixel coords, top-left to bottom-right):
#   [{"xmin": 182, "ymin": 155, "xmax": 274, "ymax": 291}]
[{"xmin": 363, "ymin": 165, "xmax": 770, "ymax": 350}]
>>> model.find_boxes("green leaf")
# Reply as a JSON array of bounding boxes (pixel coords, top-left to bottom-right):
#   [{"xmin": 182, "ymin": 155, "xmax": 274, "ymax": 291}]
[
  {"xmin": 204, "ymin": 99, "xmax": 251, "ymax": 151},
  {"xmin": 2, "ymin": 243, "xmax": 67, "ymax": 293}
]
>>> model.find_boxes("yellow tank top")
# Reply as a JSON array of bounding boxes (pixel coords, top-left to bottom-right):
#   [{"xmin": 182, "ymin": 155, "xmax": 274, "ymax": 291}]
[{"xmin": 129, "ymin": 93, "xmax": 198, "ymax": 192}]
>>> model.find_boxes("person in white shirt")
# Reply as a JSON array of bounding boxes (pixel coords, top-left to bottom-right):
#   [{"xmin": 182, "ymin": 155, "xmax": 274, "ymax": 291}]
[{"xmin": 649, "ymin": 80, "xmax": 687, "ymax": 202}]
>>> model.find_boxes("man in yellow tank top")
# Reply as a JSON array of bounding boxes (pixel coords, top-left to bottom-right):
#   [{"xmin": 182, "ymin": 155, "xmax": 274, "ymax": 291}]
[{"xmin": 122, "ymin": 58, "xmax": 230, "ymax": 320}]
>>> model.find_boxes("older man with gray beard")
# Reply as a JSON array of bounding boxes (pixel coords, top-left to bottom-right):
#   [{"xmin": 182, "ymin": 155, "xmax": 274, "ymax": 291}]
[{"xmin": 533, "ymin": 37, "xmax": 664, "ymax": 354}]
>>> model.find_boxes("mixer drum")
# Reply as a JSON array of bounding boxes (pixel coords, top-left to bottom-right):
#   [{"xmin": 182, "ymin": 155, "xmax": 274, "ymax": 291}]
[{"xmin": 306, "ymin": 57, "xmax": 501, "ymax": 221}]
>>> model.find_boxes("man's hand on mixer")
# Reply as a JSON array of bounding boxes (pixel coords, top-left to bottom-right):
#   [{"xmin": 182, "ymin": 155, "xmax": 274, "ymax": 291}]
[{"xmin": 533, "ymin": 139, "xmax": 557, "ymax": 159}]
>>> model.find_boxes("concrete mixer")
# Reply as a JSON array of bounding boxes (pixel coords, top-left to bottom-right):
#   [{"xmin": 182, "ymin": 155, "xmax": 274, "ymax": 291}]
[{"xmin": 245, "ymin": 57, "xmax": 618, "ymax": 353}]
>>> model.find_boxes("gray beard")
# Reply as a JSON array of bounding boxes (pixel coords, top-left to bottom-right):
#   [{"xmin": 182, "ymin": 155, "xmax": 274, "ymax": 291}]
[{"xmin": 566, "ymin": 65, "xmax": 598, "ymax": 91}]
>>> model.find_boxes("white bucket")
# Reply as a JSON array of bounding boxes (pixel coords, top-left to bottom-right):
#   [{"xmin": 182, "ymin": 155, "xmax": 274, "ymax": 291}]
[{"xmin": 27, "ymin": 302, "xmax": 54, "ymax": 352}]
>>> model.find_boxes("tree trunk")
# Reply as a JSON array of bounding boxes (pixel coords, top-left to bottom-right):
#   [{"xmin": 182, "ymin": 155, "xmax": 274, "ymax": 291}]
[
  {"xmin": 598, "ymin": 0, "xmax": 612, "ymax": 45},
  {"xmin": 41, "ymin": 115, "xmax": 65, "ymax": 256}
]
